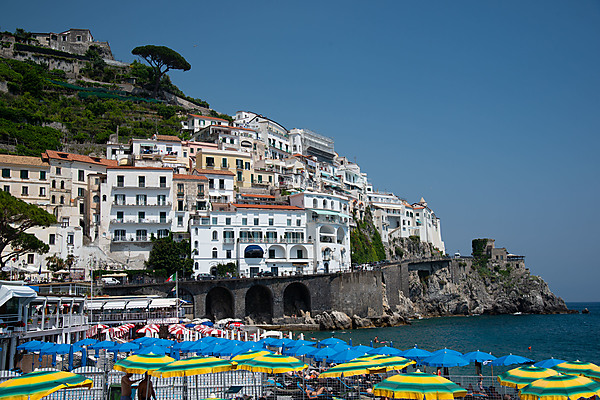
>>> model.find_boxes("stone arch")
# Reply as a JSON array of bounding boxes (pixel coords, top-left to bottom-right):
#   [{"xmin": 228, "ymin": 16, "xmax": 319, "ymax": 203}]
[
  {"xmin": 206, "ymin": 286, "xmax": 234, "ymax": 321},
  {"xmin": 319, "ymin": 225, "xmax": 335, "ymax": 244},
  {"xmin": 337, "ymin": 227, "xmax": 345, "ymax": 244},
  {"xmin": 245, "ymin": 285, "xmax": 273, "ymax": 323},
  {"xmin": 267, "ymin": 244, "xmax": 285, "ymax": 259},
  {"xmin": 283, "ymin": 282, "xmax": 311, "ymax": 317}
]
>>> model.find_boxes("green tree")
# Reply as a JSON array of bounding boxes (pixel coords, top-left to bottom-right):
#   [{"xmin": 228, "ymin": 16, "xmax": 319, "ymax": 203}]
[
  {"xmin": 145, "ymin": 233, "xmax": 193, "ymax": 278},
  {"xmin": 131, "ymin": 45, "xmax": 191, "ymax": 98},
  {"xmin": 0, "ymin": 191, "xmax": 56, "ymax": 271},
  {"xmin": 46, "ymin": 254, "xmax": 66, "ymax": 272}
]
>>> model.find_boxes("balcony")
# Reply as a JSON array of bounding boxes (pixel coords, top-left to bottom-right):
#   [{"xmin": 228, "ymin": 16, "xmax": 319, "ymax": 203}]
[
  {"xmin": 110, "ymin": 218, "xmax": 172, "ymax": 225},
  {"xmin": 113, "ymin": 202, "xmax": 172, "ymax": 207},
  {"xmin": 223, "ymin": 238, "xmax": 235, "ymax": 244},
  {"xmin": 112, "ymin": 185, "xmax": 170, "ymax": 190},
  {"xmin": 238, "ymin": 237, "xmax": 312, "ymax": 244}
]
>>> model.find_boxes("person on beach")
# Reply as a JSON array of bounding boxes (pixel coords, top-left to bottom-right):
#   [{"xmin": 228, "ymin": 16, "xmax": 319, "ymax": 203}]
[
  {"xmin": 121, "ymin": 373, "xmax": 140, "ymax": 400},
  {"xmin": 137, "ymin": 373, "xmax": 156, "ymax": 400}
]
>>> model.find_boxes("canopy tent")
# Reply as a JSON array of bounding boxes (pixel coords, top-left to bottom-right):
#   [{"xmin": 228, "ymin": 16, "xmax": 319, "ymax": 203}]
[{"xmin": 0, "ymin": 284, "xmax": 37, "ymax": 308}]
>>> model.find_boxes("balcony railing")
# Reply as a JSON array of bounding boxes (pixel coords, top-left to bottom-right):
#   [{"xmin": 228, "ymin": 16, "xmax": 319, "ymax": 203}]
[
  {"xmin": 111, "ymin": 236, "xmax": 155, "ymax": 243},
  {"xmin": 112, "ymin": 185, "xmax": 170, "ymax": 190},
  {"xmin": 91, "ymin": 311, "xmax": 177, "ymax": 323},
  {"xmin": 113, "ymin": 202, "xmax": 172, "ymax": 207},
  {"xmin": 111, "ymin": 218, "xmax": 172, "ymax": 225},
  {"xmin": 238, "ymin": 237, "xmax": 312, "ymax": 244}
]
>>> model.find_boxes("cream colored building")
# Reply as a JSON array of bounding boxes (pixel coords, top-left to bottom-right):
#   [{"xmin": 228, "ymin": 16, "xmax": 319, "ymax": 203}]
[{"xmin": 194, "ymin": 148, "xmax": 253, "ymax": 189}]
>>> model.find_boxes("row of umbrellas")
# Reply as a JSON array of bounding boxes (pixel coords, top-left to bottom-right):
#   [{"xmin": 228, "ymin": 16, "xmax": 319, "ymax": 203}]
[{"xmin": 2, "ymin": 349, "xmax": 600, "ymax": 400}]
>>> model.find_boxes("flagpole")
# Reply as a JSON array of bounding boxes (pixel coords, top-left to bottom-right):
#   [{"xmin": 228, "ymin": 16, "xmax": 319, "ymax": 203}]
[{"xmin": 176, "ymin": 271, "xmax": 179, "ymax": 321}]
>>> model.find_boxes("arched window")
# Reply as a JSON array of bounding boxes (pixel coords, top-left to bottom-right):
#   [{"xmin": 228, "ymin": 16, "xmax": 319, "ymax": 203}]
[
  {"xmin": 52, "ymin": 180, "xmax": 56, "ymax": 189},
  {"xmin": 60, "ymin": 181, "xmax": 65, "ymax": 189},
  {"xmin": 212, "ymin": 231, "xmax": 218, "ymax": 240},
  {"xmin": 51, "ymin": 195, "xmax": 55, "ymax": 204},
  {"xmin": 93, "ymin": 195, "xmax": 100, "ymax": 203},
  {"xmin": 60, "ymin": 196, "xmax": 64, "ymax": 204},
  {"xmin": 323, "ymin": 199, "xmax": 327, "ymax": 208},
  {"xmin": 212, "ymin": 248, "xmax": 218, "ymax": 258},
  {"xmin": 102, "ymin": 195, "xmax": 106, "ymax": 202},
  {"xmin": 313, "ymin": 199, "xmax": 317, "ymax": 208},
  {"xmin": 194, "ymin": 241, "xmax": 198, "ymax": 249},
  {"xmin": 194, "ymin": 262, "xmax": 199, "ymax": 270}
]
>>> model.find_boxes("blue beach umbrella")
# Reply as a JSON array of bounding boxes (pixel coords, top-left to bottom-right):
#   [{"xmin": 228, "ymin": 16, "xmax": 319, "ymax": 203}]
[
  {"xmin": 231, "ymin": 342, "xmax": 262, "ymax": 356},
  {"xmin": 422, "ymin": 350, "xmax": 470, "ymax": 368},
  {"xmin": 88, "ymin": 340, "xmax": 117, "ymax": 350},
  {"xmin": 311, "ymin": 346, "xmax": 340, "ymax": 362},
  {"xmin": 432, "ymin": 348, "xmax": 463, "ymax": 357},
  {"xmin": 293, "ymin": 345, "xmax": 320, "ymax": 357},
  {"xmin": 73, "ymin": 338, "xmax": 97, "ymax": 347},
  {"xmin": 320, "ymin": 338, "xmax": 346, "ymax": 348},
  {"xmin": 184, "ymin": 323, "xmax": 196, "ymax": 328},
  {"xmin": 172, "ymin": 341, "xmax": 193, "ymax": 351},
  {"xmin": 352, "ymin": 345, "xmax": 374, "ymax": 352},
  {"xmin": 201, "ymin": 321, "xmax": 214, "ymax": 326},
  {"xmin": 135, "ymin": 345, "xmax": 168, "ymax": 355},
  {"xmin": 462, "ymin": 351, "xmax": 497, "ymax": 363},
  {"xmin": 269, "ymin": 338, "xmax": 294, "ymax": 348},
  {"xmin": 283, "ymin": 339, "xmax": 316, "ymax": 349},
  {"xmin": 16, "ymin": 340, "xmax": 44, "ymax": 351},
  {"xmin": 132, "ymin": 337, "xmax": 154, "ymax": 345},
  {"xmin": 113, "ymin": 342, "xmax": 142, "ymax": 353},
  {"xmin": 534, "ymin": 358, "xmax": 566, "ymax": 369},
  {"xmin": 491, "ymin": 354, "xmax": 533, "ymax": 366},
  {"xmin": 367, "ymin": 346, "xmax": 403, "ymax": 356},
  {"xmin": 328, "ymin": 348, "xmax": 369, "ymax": 363},
  {"xmin": 401, "ymin": 345, "xmax": 432, "ymax": 361},
  {"xmin": 153, "ymin": 339, "xmax": 175, "ymax": 347}
]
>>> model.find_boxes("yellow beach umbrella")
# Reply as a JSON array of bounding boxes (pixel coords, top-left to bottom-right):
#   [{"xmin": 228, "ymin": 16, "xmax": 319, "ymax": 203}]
[
  {"xmin": 114, "ymin": 353, "xmax": 175, "ymax": 374},
  {"xmin": 236, "ymin": 353, "xmax": 307, "ymax": 374},
  {"xmin": 0, "ymin": 370, "xmax": 92, "ymax": 400},
  {"xmin": 373, "ymin": 372, "xmax": 467, "ymax": 400},
  {"xmin": 150, "ymin": 356, "xmax": 235, "ymax": 378},
  {"xmin": 231, "ymin": 350, "xmax": 271, "ymax": 362},
  {"xmin": 498, "ymin": 366, "xmax": 559, "ymax": 389},
  {"xmin": 519, "ymin": 374, "xmax": 600, "ymax": 400}
]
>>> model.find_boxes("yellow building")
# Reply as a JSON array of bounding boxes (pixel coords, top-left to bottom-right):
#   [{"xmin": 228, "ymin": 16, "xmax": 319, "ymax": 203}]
[{"xmin": 194, "ymin": 148, "xmax": 253, "ymax": 188}]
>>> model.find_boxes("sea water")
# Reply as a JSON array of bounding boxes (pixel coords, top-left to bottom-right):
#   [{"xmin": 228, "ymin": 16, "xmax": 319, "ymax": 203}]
[{"xmin": 306, "ymin": 302, "xmax": 600, "ymax": 374}]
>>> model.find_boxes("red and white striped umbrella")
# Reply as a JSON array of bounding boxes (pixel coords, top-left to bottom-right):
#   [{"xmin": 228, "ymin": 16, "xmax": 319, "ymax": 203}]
[
  {"xmin": 137, "ymin": 324, "xmax": 160, "ymax": 334},
  {"xmin": 94, "ymin": 324, "xmax": 108, "ymax": 330},
  {"xmin": 169, "ymin": 326, "xmax": 189, "ymax": 335},
  {"xmin": 168, "ymin": 324, "xmax": 185, "ymax": 333}
]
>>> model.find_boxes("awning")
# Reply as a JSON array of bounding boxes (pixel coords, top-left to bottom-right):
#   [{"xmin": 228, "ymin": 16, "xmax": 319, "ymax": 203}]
[
  {"xmin": 149, "ymin": 298, "xmax": 178, "ymax": 309},
  {"xmin": 86, "ymin": 301, "xmax": 105, "ymax": 310},
  {"xmin": 0, "ymin": 284, "xmax": 37, "ymax": 308},
  {"xmin": 102, "ymin": 300, "xmax": 127, "ymax": 310},
  {"xmin": 126, "ymin": 300, "xmax": 149, "ymax": 309}
]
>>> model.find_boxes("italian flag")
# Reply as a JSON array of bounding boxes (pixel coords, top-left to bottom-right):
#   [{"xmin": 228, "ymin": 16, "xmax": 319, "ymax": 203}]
[{"xmin": 166, "ymin": 273, "xmax": 176, "ymax": 282}]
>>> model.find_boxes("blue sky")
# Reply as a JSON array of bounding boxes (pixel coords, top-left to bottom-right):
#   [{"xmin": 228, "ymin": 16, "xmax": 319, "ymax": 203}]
[{"xmin": 3, "ymin": 1, "xmax": 600, "ymax": 301}]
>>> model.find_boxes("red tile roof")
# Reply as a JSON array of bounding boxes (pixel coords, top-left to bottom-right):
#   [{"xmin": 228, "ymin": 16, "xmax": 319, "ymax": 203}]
[
  {"xmin": 193, "ymin": 168, "xmax": 235, "ymax": 176},
  {"xmin": 108, "ymin": 166, "xmax": 172, "ymax": 170},
  {"xmin": 240, "ymin": 194, "xmax": 275, "ymax": 199},
  {"xmin": 42, "ymin": 150, "xmax": 117, "ymax": 167},
  {"xmin": 233, "ymin": 203, "xmax": 304, "ymax": 211},
  {"xmin": 173, "ymin": 174, "xmax": 208, "ymax": 181},
  {"xmin": 155, "ymin": 135, "xmax": 181, "ymax": 142}
]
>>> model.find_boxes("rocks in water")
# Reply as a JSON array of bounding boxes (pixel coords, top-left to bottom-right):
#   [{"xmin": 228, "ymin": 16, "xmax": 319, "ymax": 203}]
[
  {"xmin": 315, "ymin": 311, "xmax": 352, "ymax": 330},
  {"xmin": 352, "ymin": 315, "xmax": 374, "ymax": 329},
  {"xmin": 315, "ymin": 311, "xmax": 410, "ymax": 331},
  {"xmin": 582, "ymin": 308, "xmax": 590, "ymax": 314}
]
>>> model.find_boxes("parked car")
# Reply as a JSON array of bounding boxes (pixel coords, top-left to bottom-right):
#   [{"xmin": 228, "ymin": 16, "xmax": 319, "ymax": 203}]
[
  {"xmin": 257, "ymin": 271, "xmax": 274, "ymax": 277},
  {"xmin": 196, "ymin": 273, "xmax": 214, "ymax": 280},
  {"xmin": 100, "ymin": 277, "xmax": 120, "ymax": 285}
]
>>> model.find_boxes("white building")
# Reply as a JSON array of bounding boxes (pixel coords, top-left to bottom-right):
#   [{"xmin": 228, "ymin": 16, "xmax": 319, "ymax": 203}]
[
  {"xmin": 98, "ymin": 166, "xmax": 174, "ymax": 268},
  {"xmin": 192, "ymin": 169, "xmax": 235, "ymax": 204},
  {"xmin": 233, "ymin": 111, "xmax": 290, "ymax": 160},
  {"xmin": 289, "ymin": 191, "xmax": 351, "ymax": 273},
  {"xmin": 289, "ymin": 128, "xmax": 336, "ymax": 164},
  {"xmin": 182, "ymin": 114, "xmax": 228, "ymax": 134},
  {"xmin": 190, "ymin": 203, "xmax": 312, "ymax": 278}
]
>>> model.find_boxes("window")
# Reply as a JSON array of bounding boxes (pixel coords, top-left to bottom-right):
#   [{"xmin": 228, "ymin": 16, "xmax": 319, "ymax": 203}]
[
  {"xmin": 212, "ymin": 231, "xmax": 218, "ymax": 240},
  {"xmin": 160, "ymin": 212, "xmax": 167, "ymax": 223},
  {"xmin": 178, "ymin": 200, "xmax": 184, "ymax": 211},
  {"xmin": 219, "ymin": 179, "xmax": 225, "ymax": 190},
  {"xmin": 209, "ymin": 179, "xmax": 214, "ymax": 189},
  {"xmin": 297, "ymin": 249, "xmax": 304, "ymax": 258},
  {"xmin": 61, "ymin": 217, "xmax": 69, "ymax": 228},
  {"xmin": 250, "ymin": 174, "xmax": 254, "ymax": 183},
  {"xmin": 52, "ymin": 180, "xmax": 56, "ymax": 188},
  {"xmin": 269, "ymin": 176, "xmax": 272, "ymax": 183},
  {"xmin": 49, "ymin": 234, "xmax": 56, "ymax": 245},
  {"xmin": 237, "ymin": 171, "xmax": 243, "ymax": 182},
  {"xmin": 225, "ymin": 217, "xmax": 231, "ymax": 225},
  {"xmin": 296, "ymin": 219, "xmax": 301, "ymax": 226},
  {"xmin": 56, "ymin": 167, "xmax": 61, "ymax": 175},
  {"xmin": 51, "ymin": 195, "xmax": 55, "ymax": 203},
  {"xmin": 160, "ymin": 176, "xmax": 167, "ymax": 188},
  {"xmin": 3, "ymin": 185, "xmax": 9, "ymax": 193},
  {"xmin": 114, "ymin": 194, "xmax": 125, "ymax": 205},
  {"xmin": 245, "ymin": 162, "xmax": 250, "ymax": 170},
  {"xmin": 138, "ymin": 211, "xmax": 145, "ymax": 222},
  {"xmin": 114, "ymin": 229, "xmax": 126, "ymax": 241},
  {"xmin": 197, "ymin": 184, "xmax": 204, "ymax": 196},
  {"xmin": 60, "ymin": 181, "xmax": 65, "ymax": 189},
  {"xmin": 313, "ymin": 199, "xmax": 317, "ymax": 208},
  {"xmin": 157, "ymin": 194, "xmax": 167, "ymax": 205},
  {"xmin": 38, "ymin": 171, "xmax": 46, "ymax": 180},
  {"xmin": 117, "ymin": 175, "xmax": 124, "ymax": 187},
  {"xmin": 269, "ymin": 249, "xmax": 276, "ymax": 258},
  {"xmin": 27, "ymin": 254, "xmax": 34, "ymax": 264},
  {"xmin": 226, "ymin": 250, "xmax": 232, "ymax": 259},
  {"xmin": 60, "ymin": 195, "xmax": 64, "ymax": 204},
  {"xmin": 67, "ymin": 233, "xmax": 74, "ymax": 245},
  {"xmin": 201, "ymin": 217, "xmax": 210, "ymax": 225},
  {"xmin": 20, "ymin": 170, "xmax": 29, "ymax": 179},
  {"xmin": 138, "ymin": 176, "xmax": 145, "ymax": 188},
  {"xmin": 206, "ymin": 157, "xmax": 215, "ymax": 167},
  {"xmin": 177, "ymin": 183, "xmax": 185, "ymax": 195},
  {"xmin": 254, "ymin": 218, "xmax": 259, "ymax": 226},
  {"xmin": 102, "ymin": 195, "xmax": 106, "ymax": 202},
  {"xmin": 258, "ymin": 175, "xmax": 263, "ymax": 183},
  {"xmin": 135, "ymin": 194, "xmax": 147, "ymax": 205},
  {"xmin": 21, "ymin": 186, "xmax": 28, "ymax": 195},
  {"xmin": 212, "ymin": 217, "xmax": 217, "ymax": 225},
  {"xmin": 269, "ymin": 218, "xmax": 274, "ymax": 226},
  {"xmin": 221, "ymin": 158, "xmax": 228, "ymax": 168},
  {"xmin": 78, "ymin": 188, "xmax": 85, "ymax": 197},
  {"xmin": 242, "ymin": 218, "xmax": 247, "ymax": 226},
  {"xmin": 166, "ymin": 146, "xmax": 172, "ymax": 153},
  {"xmin": 195, "ymin": 262, "xmax": 199, "ymax": 270},
  {"xmin": 212, "ymin": 248, "xmax": 218, "ymax": 258},
  {"xmin": 39, "ymin": 187, "xmax": 46, "ymax": 197},
  {"xmin": 117, "ymin": 211, "xmax": 124, "ymax": 222},
  {"xmin": 177, "ymin": 216, "xmax": 184, "ymax": 227},
  {"xmin": 236, "ymin": 159, "xmax": 243, "ymax": 169},
  {"xmin": 93, "ymin": 195, "xmax": 99, "ymax": 203},
  {"xmin": 79, "ymin": 202, "xmax": 85, "ymax": 214},
  {"xmin": 78, "ymin": 170, "xmax": 85, "ymax": 182},
  {"xmin": 323, "ymin": 199, "xmax": 327, "ymax": 208},
  {"xmin": 136, "ymin": 229, "xmax": 147, "ymax": 241},
  {"xmin": 287, "ymin": 219, "xmax": 291, "ymax": 226}
]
